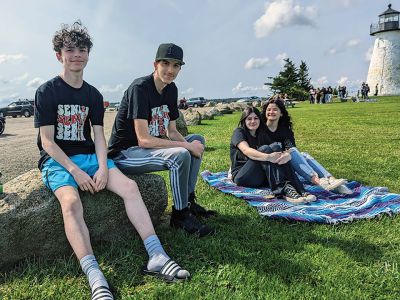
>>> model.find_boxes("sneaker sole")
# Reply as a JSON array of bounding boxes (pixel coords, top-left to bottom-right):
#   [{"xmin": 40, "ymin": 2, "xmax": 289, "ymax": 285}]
[
  {"xmin": 170, "ymin": 221, "xmax": 216, "ymax": 238},
  {"xmin": 321, "ymin": 179, "xmax": 347, "ymax": 191},
  {"xmin": 284, "ymin": 196, "xmax": 307, "ymax": 204}
]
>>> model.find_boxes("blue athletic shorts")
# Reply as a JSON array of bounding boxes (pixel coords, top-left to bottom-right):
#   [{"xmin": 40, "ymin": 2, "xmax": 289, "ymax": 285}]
[{"xmin": 41, "ymin": 153, "xmax": 116, "ymax": 192}]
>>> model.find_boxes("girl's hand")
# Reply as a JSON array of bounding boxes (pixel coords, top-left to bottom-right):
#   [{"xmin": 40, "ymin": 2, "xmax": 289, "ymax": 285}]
[
  {"xmin": 276, "ymin": 151, "xmax": 291, "ymax": 164},
  {"xmin": 266, "ymin": 152, "xmax": 281, "ymax": 163}
]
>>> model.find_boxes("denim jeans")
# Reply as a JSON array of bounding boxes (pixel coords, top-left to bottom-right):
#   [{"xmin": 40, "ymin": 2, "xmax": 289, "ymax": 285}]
[{"xmin": 289, "ymin": 147, "xmax": 331, "ymax": 182}]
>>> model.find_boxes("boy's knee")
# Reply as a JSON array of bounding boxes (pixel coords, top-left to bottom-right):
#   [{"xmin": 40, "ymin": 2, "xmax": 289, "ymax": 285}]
[
  {"xmin": 127, "ymin": 179, "xmax": 139, "ymax": 194},
  {"xmin": 174, "ymin": 148, "xmax": 191, "ymax": 164},
  {"xmin": 60, "ymin": 195, "xmax": 83, "ymax": 217},
  {"xmin": 194, "ymin": 134, "xmax": 205, "ymax": 145},
  {"xmin": 118, "ymin": 178, "xmax": 139, "ymax": 198},
  {"xmin": 188, "ymin": 134, "xmax": 205, "ymax": 146}
]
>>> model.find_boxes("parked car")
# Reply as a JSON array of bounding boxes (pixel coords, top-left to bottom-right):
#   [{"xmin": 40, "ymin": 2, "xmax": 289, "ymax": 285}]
[
  {"xmin": 0, "ymin": 100, "xmax": 34, "ymax": 118},
  {"xmin": 0, "ymin": 116, "xmax": 5, "ymax": 135},
  {"xmin": 187, "ymin": 97, "xmax": 207, "ymax": 108}
]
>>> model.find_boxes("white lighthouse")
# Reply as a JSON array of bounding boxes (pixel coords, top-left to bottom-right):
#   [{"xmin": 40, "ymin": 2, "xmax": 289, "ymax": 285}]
[{"xmin": 367, "ymin": 4, "xmax": 400, "ymax": 96}]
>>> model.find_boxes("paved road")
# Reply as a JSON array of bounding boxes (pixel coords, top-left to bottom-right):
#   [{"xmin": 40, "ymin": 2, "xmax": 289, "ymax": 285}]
[{"xmin": 0, "ymin": 112, "xmax": 117, "ymax": 183}]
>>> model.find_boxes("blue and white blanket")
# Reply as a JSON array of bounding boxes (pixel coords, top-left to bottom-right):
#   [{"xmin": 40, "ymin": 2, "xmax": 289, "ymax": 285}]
[{"xmin": 201, "ymin": 170, "xmax": 400, "ymax": 224}]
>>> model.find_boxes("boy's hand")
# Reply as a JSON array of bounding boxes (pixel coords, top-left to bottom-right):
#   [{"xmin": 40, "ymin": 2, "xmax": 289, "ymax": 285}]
[
  {"xmin": 71, "ymin": 168, "xmax": 97, "ymax": 194},
  {"xmin": 93, "ymin": 167, "xmax": 108, "ymax": 192},
  {"xmin": 187, "ymin": 140, "xmax": 205, "ymax": 158}
]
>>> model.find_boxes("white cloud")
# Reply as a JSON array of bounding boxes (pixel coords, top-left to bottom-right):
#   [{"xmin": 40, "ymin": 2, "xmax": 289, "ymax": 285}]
[
  {"xmin": 254, "ymin": 0, "xmax": 317, "ymax": 38},
  {"xmin": 26, "ymin": 77, "xmax": 45, "ymax": 89},
  {"xmin": 275, "ymin": 52, "xmax": 288, "ymax": 65},
  {"xmin": 346, "ymin": 39, "xmax": 360, "ymax": 48},
  {"xmin": 244, "ymin": 57, "xmax": 270, "ymax": 70},
  {"xmin": 333, "ymin": 0, "xmax": 360, "ymax": 7},
  {"xmin": 337, "ymin": 76, "xmax": 349, "ymax": 86},
  {"xmin": 99, "ymin": 84, "xmax": 124, "ymax": 93},
  {"xmin": 180, "ymin": 87, "xmax": 194, "ymax": 95},
  {"xmin": 328, "ymin": 38, "xmax": 361, "ymax": 55},
  {"xmin": 0, "ymin": 93, "xmax": 20, "ymax": 106},
  {"xmin": 328, "ymin": 48, "xmax": 337, "ymax": 55},
  {"xmin": 365, "ymin": 46, "xmax": 373, "ymax": 61},
  {"xmin": 0, "ymin": 54, "xmax": 27, "ymax": 64},
  {"xmin": 232, "ymin": 82, "xmax": 269, "ymax": 94},
  {"xmin": 317, "ymin": 76, "xmax": 329, "ymax": 85},
  {"xmin": 0, "ymin": 73, "xmax": 30, "ymax": 84}
]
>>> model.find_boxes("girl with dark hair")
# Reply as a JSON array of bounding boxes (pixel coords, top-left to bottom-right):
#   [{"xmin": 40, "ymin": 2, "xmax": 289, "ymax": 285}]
[
  {"xmin": 261, "ymin": 99, "xmax": 350, "ymax": 194},
  {"xmin": 230, "ymin": 106, "xmax": 316, "ymax": 204}
]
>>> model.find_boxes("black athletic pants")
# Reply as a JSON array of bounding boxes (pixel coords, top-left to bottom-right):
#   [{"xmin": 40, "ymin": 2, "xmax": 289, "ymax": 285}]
[{"xmin": 233, "ymin": 143, "xmax": 305, "ymax": 194}]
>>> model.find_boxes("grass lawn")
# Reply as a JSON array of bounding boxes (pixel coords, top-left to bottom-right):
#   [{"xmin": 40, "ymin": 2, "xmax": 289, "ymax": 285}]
[{"xmin": 1, "ymin": 97, "xmax": 399, "ymax": 299}]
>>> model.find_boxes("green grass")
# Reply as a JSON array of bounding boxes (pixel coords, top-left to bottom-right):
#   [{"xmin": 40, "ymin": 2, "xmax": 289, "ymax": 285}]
[{"xmin": 1, "ymin": 97, "xmax": 400, "ymax": 299}]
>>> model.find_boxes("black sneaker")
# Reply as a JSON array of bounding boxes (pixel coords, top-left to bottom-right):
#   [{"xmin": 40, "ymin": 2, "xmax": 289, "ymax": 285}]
[
  {"xmin": 282, "ymin": 183, "xmax": 306, "ymax": 204},
  {"xmin": 170, "ymin": 206, "xmax": 215, "ymax": 237},
  {"xmin": 188, "ymin": 193, "xmax": 218, "ymax": 218}
]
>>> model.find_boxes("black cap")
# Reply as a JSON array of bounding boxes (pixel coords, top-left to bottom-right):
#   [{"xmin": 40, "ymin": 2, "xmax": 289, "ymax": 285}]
[{"xmin": 155, "ymin": 43, "xmax": 185, "ymax": 65}]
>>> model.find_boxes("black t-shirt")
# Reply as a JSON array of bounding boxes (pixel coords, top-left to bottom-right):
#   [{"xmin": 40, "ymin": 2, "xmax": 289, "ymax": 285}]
[
  {"xmin": 108, "ymin": 73, "xmax": 179, "ymax": 155},
  {"xmin": 264, "ymin": 125, "xmax": 296, "ymax": 150},
  {"xmin": 230, "ymin": 127, "xmax": 272, "ymax": 179},
  {"xmin": 34, "ymin": 76, "xmax": 104, "ymax": 169}
]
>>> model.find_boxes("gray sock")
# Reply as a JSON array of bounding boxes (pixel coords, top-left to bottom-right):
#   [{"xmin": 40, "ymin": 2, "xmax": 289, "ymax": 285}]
[
  {"xmin": 144, "ymin": 235, "xmax": 190, "ymax": 279},
  {"xmin": 144, "ymin": 235, "xmax": 169, "ymax": 271},
  {"xmin": 80, "ymin": 255, "xmax": 109, "ymax": 292}
]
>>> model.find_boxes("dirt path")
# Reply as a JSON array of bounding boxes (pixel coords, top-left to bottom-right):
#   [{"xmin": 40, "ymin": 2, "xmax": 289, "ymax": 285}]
[{"xmin": 0, "ymin": 112, "xmax": 117, "ymax": 183}]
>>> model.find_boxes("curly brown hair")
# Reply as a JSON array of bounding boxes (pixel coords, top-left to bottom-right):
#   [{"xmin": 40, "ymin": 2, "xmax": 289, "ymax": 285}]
[{"xmin": 52, "ymin": 20, "xmax": 93, "ymax": 53}]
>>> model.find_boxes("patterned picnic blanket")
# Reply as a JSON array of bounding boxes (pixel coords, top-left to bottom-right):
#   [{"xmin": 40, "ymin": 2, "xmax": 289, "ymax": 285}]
[{"xmin": 201, "ymin": 170, "xmax": 400, "ymax": 224}]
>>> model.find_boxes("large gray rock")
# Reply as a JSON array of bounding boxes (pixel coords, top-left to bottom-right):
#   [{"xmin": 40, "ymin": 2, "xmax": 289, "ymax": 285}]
[
  {"xmin": 204, "ymin": 101, "xmax": 216, "ymax": 107},
  {"xmin": 205, "ymin": 107, "xmax": 223, "ymax": 117},
  {"xmin": 182, "ymin": 109, "xmax": 202, "ymax": 125},
  {"xmin": 200, "ymin": 110, "xmax": 215, "ymax": 120},
  {"xmin": 215, "ymin": 103, "xmax": 233, "ymax": 114},
  {"xmin": 176, "ymin": 110, "xmax": 189, "ymax": 136},
  {"xmin": 0, "ymin": 169, "xmax": 167, "ymax": 271}
]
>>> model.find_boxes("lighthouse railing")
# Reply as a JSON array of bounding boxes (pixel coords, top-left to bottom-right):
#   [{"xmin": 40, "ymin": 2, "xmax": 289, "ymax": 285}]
[{"xmin": 370, "ymin": 21, "xmax": 400, "ymax": 35}]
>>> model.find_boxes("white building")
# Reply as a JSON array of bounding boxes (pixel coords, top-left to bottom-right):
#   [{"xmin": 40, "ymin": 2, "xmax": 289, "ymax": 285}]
[{"xmin": 367, "ymin": 4, "xmax": 400, "ymax": 96}]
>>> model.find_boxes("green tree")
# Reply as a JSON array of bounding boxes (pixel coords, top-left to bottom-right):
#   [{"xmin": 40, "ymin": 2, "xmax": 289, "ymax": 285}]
[
  {"xmin": 298, "ymin": 60, "xmax": 312, "ymax": 91},
  {"xmin": 265, "ymin": 58, "xmax": 312, "ymax": 101},
  {"xmin": 265, "ymin": 58, "xmax": 298, "ymax": 95}
]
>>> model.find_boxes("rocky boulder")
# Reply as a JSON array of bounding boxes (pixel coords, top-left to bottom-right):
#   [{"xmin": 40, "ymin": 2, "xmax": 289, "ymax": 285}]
[
  {"xmin": 204, "ymin": 101, "xmax": 216, "ymax": 107},
  {"xmin": 0, "ymin": 169, "xmax": 168, "ymax": 271},
  {"xmin": 176, "ymin": 110, "xmax": 189, "ymax": 136},
  {"xmin": 207, "ymin": 107, "xmax": 223, "ymax": 116},
  {"xmin": 215, "ymin": 103, "xmax": 233, "ymax": 114},
  {"xmin": 200, "ymin": 109, "xmax": 215, "ymax": 120},
  {"xmin": 230, "ymin": 102, "xmax": 250, "ymax": 112},
  {"xmin": 182, "ymin": 109, "xmax": 202, "ymax": 125}
]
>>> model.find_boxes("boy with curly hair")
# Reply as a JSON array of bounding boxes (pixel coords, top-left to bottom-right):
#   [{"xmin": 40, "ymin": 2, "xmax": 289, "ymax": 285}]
[{"xmin": 35, "ymin": 21, "xmax": 190, "ymax": 300}]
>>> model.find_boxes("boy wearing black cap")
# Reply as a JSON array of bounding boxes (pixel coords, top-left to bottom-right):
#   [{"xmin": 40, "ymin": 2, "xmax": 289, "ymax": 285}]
[{"xmin": 108, "ymin": 43, "xmax": 216, "ymax": 238}]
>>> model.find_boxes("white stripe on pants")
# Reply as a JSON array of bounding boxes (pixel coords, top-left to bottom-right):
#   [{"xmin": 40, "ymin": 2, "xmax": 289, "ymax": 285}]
[{"xmin": 112, "ymin": 134, "xmax": 205, "ymax": 210}]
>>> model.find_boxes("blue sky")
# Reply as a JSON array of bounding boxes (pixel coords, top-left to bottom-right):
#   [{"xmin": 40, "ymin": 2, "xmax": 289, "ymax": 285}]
[{"xmin": 0, "ymin": 0, "xmax": 392, "ymax": 105}]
